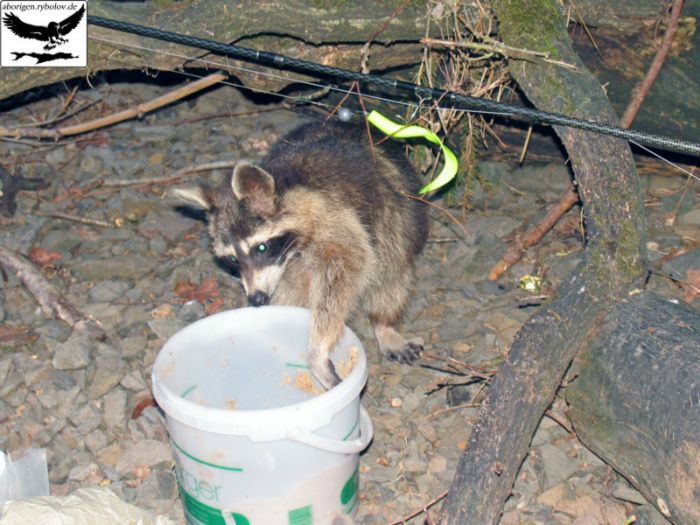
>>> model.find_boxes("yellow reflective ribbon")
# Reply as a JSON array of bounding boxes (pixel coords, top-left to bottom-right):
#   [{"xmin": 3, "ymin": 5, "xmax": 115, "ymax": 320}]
[{"xmin": 366, "ymin": 110, "xmax": 458, "ymax": 194}]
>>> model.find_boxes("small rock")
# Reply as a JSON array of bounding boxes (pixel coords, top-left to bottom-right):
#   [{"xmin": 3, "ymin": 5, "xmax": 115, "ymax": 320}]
[
  {"xmin": 71, "ymin": 255, "xmax": 157, "ymax": 281},
  {"xmin": 68, "ymin": 462, "xmax": 100, "ymax": 482},
  {"xmin": 103, "ymin": 388, "xmax": 128, "ymax": 430},
  {"xmin": 119, "ymin": 334, "xmax": 147, "ymax": 359},
  {"xmin": 85, "ymin": 429, "xmax": 109, "ymax": 454},
  {"xmin": 0, "ymin": 356, "xmax": 12, "ymax": 386},
  {"xmin": 148, "ymin": 317, "xmax": 187, "ymax": 341},
  {"xmin": 130, "ymin": 406, "xmax": 168, "ymax": 441},
  {"xmin": 88, "ymin": 354, "xmax": 127, "ymax": 398},
  {"xmin": 52, "ymin": 333, "xmax": 94, "ymax": 370},
  {"xmin": 69, "ymin": 403, "xmax": 103, "ymax": 435},
  {"xmin": 427, "ymin": 455, "xmax": 447, "ymax": 473},
  {"xmin": 678, "ymin": 208, "xmax": 700, "ymax": 226},
  {"xmin": 179, "ymin": 301, "xmax": 205, "ymax": 322},
  {"xmin": 115, "ymin": 439, "xmax": 173, "ymax": 475},
  {"xmin": 138, "ymin": 210, "xmax": 198, "ymax": 243},
  {"xmin": 89, "ymin": 280, "xmax": 130, "ymax": 302},
  {"xmin": 610, "ymin": 481, "xmax": 647, "ymax": 505},
  {"xmin": 538, "ymin": 443, "xmax": 578, "ymax": 489},
  {"xmin": 121, "ymin": 370, "xmax": 148, "ymax": 391},
  {"xmin": 136, "ymin": 469, "xmax": 178, "ymax": 501}
]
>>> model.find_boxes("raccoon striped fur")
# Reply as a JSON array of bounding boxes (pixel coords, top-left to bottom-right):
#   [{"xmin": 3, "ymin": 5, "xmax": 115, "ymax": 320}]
[{"xmin": 174, "ymin": 119, "xmax": 428, "ymax": 389}]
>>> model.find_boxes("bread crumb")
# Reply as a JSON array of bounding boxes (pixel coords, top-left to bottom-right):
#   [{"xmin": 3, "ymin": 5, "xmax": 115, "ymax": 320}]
[
  {"xmin": 225, "ymin": 398, "xmax": 237, "ymax": 410},
  {"xmin": 295, "ymin": 371, "xmax": 324, "ymax": 395},
  {"xmin": 337, "ymin": 346, "xmax": 359, "ymax": 379}
]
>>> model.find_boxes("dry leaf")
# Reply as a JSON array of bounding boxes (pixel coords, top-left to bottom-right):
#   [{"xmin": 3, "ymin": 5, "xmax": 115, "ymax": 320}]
[
  {"xmin": 131, "ymin": 395, "xmax": 156, "ymax": 419},
  {"xmin": 205, "ymin": 297, "xmax": 225, "ymax": 315},
  {"xmin": 174, "ymin": 276, "xmax": 220, "ymax": 304},
  {"xmin": 28, "ymin": 246, "xmax": 61, "ymax": 267},
  {"xmin": 0, "ymin": 324, "xmax": 38, "ymax": 345}
]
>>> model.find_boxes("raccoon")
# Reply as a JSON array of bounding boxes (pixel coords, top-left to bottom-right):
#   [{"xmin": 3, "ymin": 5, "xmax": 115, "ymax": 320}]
[{"xmin": 174, "ymin": 119, "xmax": 428, "ymax": 389}]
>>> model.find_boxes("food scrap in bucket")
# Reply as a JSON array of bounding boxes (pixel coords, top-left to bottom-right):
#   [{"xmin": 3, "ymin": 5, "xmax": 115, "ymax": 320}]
[
  {"xmin": 337, "ymin": 346, "xmax": 358, "ymax": 379},
  {"xmin": 282, "ymin": 346, "xmax": 359, "ymax": 395},
  {"xmin": 225, "ymin": 398, "xmax": 237, "ymax": 410},
  {"xmin": 294, "ymin": 371, "xmax": 324, "ymax": 395}
]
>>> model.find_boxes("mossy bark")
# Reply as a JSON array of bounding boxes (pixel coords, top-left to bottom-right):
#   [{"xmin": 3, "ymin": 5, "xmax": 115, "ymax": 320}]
[
  {"xmin": 567, "ymin": 292, "xmax": 700, "ymax": 525},
  {"xmin": 440, "ymin": 1, "xmax": 646, "ymax": 523}
]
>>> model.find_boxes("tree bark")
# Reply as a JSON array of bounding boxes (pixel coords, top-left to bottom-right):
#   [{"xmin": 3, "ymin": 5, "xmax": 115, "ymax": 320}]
[
  {"xmin": 567, "ymin": 292, "xmax": 700, "ymax": 525},
  {"xmin": 440, "ymin": 1, "xmax": 646, "ymax": 523},
  {"xmin": 0, "ymin": 0, "xmax": 425, "ymax": 102}
]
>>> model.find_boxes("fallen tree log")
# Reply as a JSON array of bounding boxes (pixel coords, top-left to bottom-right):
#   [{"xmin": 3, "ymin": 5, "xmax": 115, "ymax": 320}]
[
  {"xmin": 439, "ymin": 0, "xmax": 647, "ymax": 522},
  {"xmin": 567, "ymin": 292, "xmax": 700, "ymax": 525},
  {"xmin": 0, "ymin": 0, "xmax": 425, "ymax": 102}
]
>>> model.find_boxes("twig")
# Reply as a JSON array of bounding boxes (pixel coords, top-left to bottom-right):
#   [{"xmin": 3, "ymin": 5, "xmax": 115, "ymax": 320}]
[
  {"xmin": 422, "ymin": 401, "xmax": 481, "ymax": 421},
  {"xmin": 0, "ymin": 72, "xmax": 225, "ymax": 139},
  {"xmin": 0, "ymin": 246, "xmax": 106, "ymax": 339},
  {"xmin": 389, "ymin": 490, "xmax": 449, "ymax": 525},
  {"xmin": 398, "ymin": 190, "xmax": 470, "ymax": 239},
  {"xmin": 421, "ymin": 37, "xmax": 577, "ymax": 70},
  {"xmin": 620, "ymin": 0, "xmax": 685, "ymax": 128},
  {"xmin": 489, "ymin": 185, "xmax": 579, "ymax": 280},
  {"xmin": 32, "ymin": 210, "xmax": 118, "ymax": 228},
  {"xmin": 360, "ymin": 0, "xmax": 412, "ymax": 73},
  {"xmin": 101, "ymin": 160, "xmax": 240, "ymax": 188},
  {"xmin": 544, "ymin": 408, "xmax": 575, "ymax": 434},
  {"xmin": 421, "ymin": 351, "xmax": 495, "ymax": 380}
]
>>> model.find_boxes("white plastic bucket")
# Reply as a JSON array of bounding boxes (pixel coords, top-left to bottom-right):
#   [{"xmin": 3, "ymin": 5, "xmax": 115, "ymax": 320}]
[{"xmin": 151, "ymin": 306, "xmax": 373, "ymax": 525}]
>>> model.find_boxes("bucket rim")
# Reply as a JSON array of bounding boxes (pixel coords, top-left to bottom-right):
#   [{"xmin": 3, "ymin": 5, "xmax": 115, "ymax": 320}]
[{"xmin": 151, "ymin": 306, "xmax": 368, "ymax": 441}]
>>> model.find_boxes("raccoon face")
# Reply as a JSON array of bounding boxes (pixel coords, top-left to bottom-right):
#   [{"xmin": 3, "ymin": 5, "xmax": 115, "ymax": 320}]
[
  {"xmin": 174, "ymin": 163, "xmax": 298, "ymax": 307},
  {"xmin": 216, "ymin": 230, "xmax": 298, "ymax": 307}
]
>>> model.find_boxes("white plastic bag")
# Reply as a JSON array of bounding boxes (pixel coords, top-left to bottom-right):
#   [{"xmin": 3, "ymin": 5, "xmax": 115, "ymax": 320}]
[
  {"xmin": 0, "ymin": 486, "xmax": 176, "ymax": 525},
  {"xmin": 0, "ymin": 448, "xmax": 49, "ymax": 511}
]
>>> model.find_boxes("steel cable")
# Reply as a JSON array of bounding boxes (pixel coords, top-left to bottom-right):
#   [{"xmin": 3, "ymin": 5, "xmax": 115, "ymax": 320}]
[{"xmin": 88, "ymin": 15, "xmax": 700, "ymax": 157}]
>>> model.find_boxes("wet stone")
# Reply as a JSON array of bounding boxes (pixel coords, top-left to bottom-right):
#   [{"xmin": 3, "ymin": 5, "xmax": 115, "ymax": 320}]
[
  {"xmin": 84, "ymin": 429, "xmax": 109, "ymax": 454},
  {"xmin": 136, "ymin": 469, "xmax": 178, "ymax": 502},
  {"xmin": 103, "ymin": 387, "xmax": 128, "ymax": 430},
  {"xmin": 89, "ymin": 280, "xmax": 131, "ymax": 302},
  {"xmin": 119, "ymin": 334, "xmax": 148, "ymax": 359},
  {"xmin": 538, "ymin": 443, "xmax": 578, "ymax": 490},
  {"xmin": 115, "ymin": 439, "xmax": 173, "ymax": 475},
  {"xmin": 138, "ymin": 210, "xmax": 199, "ymax": 243},
  {"xmin": 70, "ymin": 255, "xmax": 158, "ymax": 281},
  {"xmin": 120, "ymin": 370, "xmax": 148, "ymax": 391},
  {"xmin": 0, "ymin": 370, "xmax": 25, "ymax": 398},
  {"xmin": 147, "ymin": 317, "xmax": 187, "ymax": 341},
  {"xmin": 88, "ymin": 354, "xmax": 127, "ymax": 399},
  {"xmin": 69, "ymin": 403, "xmax": 103, "ymax": 435},
  {"xmin": 52, "ymin": 333, "xmax": 95, "ymax": 370}
]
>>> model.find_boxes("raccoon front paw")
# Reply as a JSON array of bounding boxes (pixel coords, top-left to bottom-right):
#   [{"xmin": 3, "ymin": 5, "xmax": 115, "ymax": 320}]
[
  {"xmin": 310, "ymin": 358, "xmax": 342, "ymax": 390},
  {"xmin": 384, "ymin": 341, "xmax": 423, "ymax": 365}
]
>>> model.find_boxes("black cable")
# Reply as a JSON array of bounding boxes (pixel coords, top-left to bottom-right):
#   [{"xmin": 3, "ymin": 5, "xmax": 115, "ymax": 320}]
[{"xmin": 88, "ymin": 15, "xmax": 700, "ymax": 158}]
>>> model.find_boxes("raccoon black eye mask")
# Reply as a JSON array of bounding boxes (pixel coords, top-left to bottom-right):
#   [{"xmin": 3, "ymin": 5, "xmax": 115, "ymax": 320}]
[{"xmin": 173, "ymin": 119, "xmax": 428, "ymax": 389}]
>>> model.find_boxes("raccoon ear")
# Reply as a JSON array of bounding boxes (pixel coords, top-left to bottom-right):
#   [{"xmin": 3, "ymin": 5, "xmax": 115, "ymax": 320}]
[
  {"xmin": 231, "ymin": 164, "xmax": 276, "ymax": 216},
  {"xmin": 170, "ymin": 186, "xmax": 212, "ymax": 210}
]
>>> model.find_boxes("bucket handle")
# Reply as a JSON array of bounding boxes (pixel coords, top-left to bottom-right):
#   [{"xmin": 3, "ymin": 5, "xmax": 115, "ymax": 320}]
[{"xmin": 287, "ymin": 406, "xmax": 374, "ymax": 454}]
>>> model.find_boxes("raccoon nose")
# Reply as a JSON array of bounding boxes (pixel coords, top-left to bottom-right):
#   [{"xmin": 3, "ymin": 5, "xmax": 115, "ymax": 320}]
[{"xmin": 248, "ymin": 291, "xmax": 269, "ymax": 307}]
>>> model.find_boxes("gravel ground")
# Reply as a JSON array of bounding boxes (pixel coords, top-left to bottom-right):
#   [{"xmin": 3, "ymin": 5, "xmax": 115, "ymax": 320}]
[{"xmin": 1, "ymin": 77, "xmax": 698, "ymax": 524}]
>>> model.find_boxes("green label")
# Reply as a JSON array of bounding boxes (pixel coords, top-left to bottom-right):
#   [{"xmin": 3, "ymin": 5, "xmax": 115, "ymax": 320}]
[
  {"xmin": 340, "ymin": 467, "xmax": 359, "ymax": 514},
  {"xmin": 179, "ymin": 484, "xmax": 250, "ymax": 525},
  {"xmin": 288, "ymin": 505, "xmax": 313, "ymax": 525}
]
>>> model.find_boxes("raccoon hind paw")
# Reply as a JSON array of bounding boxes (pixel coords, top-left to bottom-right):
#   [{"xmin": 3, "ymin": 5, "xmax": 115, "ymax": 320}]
[{"xmin": 384, "ymin": 341, "xmax": 422, "ymax": 365}]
